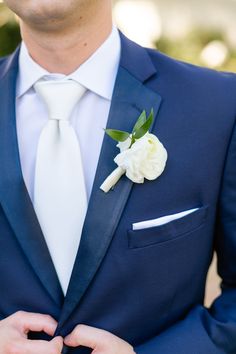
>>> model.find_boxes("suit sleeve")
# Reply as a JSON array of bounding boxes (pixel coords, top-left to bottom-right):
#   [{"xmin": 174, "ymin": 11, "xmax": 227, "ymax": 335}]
[{"xmin": 135, "ymin": 118, "xmax": 236, "ymax": 354}]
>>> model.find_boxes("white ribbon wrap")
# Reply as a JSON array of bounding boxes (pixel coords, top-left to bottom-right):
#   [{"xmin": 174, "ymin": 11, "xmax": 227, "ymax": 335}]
[{"xmin": 100, "ymin": 167, "xmax": 125, "ymax": 193}]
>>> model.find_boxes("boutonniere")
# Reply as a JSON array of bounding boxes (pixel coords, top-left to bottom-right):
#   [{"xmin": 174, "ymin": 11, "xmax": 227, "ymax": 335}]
[{"xmin": 100, "ymin": 109, "xmax": 168, "ymax": 193}]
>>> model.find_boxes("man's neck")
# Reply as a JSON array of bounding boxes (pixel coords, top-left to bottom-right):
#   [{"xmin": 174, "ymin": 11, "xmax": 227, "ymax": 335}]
[{"xmin": 20, "ymin": 4, "xmax": 112, "ymax": 75}]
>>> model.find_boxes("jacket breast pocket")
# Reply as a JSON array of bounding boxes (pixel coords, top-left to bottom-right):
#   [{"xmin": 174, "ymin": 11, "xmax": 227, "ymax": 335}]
[{"xmin": 127, "ymin": 205, "xmax": 209, "ymax": 249}]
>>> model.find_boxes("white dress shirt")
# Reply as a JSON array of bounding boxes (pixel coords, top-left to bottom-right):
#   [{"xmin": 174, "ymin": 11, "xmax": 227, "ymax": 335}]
[{"xmin": 16, "ymin": 26, "xmax": 121, "ymax": 202}]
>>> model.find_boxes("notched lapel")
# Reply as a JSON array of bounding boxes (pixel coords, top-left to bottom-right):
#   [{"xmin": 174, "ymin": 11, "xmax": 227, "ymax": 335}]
[
  {"xmin": 58, "ymin": 60, "xmax": 162, "ymax": 330},
  {"xmin": 0, "ymin": 50, "xmax": 63, "ymax": 307}
]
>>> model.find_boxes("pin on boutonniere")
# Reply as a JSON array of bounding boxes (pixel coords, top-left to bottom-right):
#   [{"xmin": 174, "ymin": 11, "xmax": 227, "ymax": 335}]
[{"xmin": 100, "ymin": 109, "xmax": 168, "ymax": 193}]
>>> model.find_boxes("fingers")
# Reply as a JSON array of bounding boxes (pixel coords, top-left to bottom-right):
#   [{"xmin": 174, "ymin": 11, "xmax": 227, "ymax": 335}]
[
  {"xmin": 10, "ymin": 311, "xmax": 58, "ymax": 336},
  {"xmin": 0, "ymin": 311, "xmax": 62, "ymax": 354},
  {"xmin": 21, "ymin": 336, "xmax": 63, "ymax": 354},
  {"xmin": 64, "ymin": 325, "xmax": 135, "ymax": 354},
  {"xmin": 64, "ymin": 324, "xmax": 107, "ymax": 348}
]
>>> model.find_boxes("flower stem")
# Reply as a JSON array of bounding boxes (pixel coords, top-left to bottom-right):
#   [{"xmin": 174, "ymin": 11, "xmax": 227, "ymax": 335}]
[{"xmin": 100, "ymin": 167, "xmax": 125, "ymax": 193}]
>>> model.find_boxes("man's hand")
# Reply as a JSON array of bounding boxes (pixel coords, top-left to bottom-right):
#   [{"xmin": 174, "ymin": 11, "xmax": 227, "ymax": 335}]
[
  {"xmin": 64, "ymin": 324, "xmax": 136, "ymax": 354},
  {"xmin": 0, "ymin": 311, "xmax": 63, "ymax": 353}
]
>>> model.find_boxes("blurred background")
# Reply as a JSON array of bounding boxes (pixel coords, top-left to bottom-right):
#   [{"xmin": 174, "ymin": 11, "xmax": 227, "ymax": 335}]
[
  {"xmin": 0, "ymin": 0, "xmax": 236, "ymax": 72},
  {"xmin": 113, "ymin": 0, "xmax": 236, "ymax": 71},
  {"xmin": 0, "ymin": 0, "xmax": 231, "ymax": 306}
]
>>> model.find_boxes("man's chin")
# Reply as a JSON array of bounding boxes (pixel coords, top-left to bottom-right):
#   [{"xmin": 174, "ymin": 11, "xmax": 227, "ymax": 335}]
[{"xmin": 4, "ymin": 0, "xmax": 82, "ymax": 30}]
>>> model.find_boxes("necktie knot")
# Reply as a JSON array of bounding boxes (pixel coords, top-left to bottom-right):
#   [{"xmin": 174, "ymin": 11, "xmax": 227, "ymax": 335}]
[{"xmin": 34, "ymin": 79, "xmax": 86, "ymax": 121}]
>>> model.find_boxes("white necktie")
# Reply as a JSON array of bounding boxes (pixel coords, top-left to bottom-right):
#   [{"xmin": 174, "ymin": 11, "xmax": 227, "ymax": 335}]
[{"xmin": 33, "ymin": 79, "xmax": 87, "ymax": 294}]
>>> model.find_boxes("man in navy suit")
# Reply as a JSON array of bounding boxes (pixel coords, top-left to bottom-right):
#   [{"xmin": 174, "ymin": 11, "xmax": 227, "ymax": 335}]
[{"xmin": 0, "ymin": 0, "xmax": 236, "ymax": 353}]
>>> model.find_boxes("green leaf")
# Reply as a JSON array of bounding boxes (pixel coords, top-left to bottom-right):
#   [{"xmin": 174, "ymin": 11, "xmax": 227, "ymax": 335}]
[
  {"xmin": 105, "ymin": 129, "xmax": 130, "ymax": 142},
  {"xmin": 147, "ymin": 108, "xmax": 154, "ymax": 122},
  {"xmin": 133, "ymin": 109, "xmax": 154, "ymax": 140},
  {"xmin": 132, "ymin": 110, "xmax": 147, "ymax": 134}
]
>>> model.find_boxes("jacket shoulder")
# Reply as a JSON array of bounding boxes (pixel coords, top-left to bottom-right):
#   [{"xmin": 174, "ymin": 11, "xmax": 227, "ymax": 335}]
[
  {"xmin": 147, "ymin": 47, "xmax": 236, "ymax": 85},
  {"xmin": 146, "ymin": 48, "xmax": 236, "ymax": 116}
]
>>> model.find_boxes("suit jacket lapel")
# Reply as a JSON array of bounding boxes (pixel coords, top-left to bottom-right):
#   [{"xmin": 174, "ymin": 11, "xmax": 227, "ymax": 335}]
[
  {"xmin": 57, "ymin": 34, "xmax": 162, "ymax": 329},
  {"xmin": 0, "ymin": 49, "xmax": 63, "ymax": 306}
]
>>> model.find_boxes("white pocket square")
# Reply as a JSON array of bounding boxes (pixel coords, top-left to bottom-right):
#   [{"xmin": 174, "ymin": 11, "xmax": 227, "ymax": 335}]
[{"xmin": 132, "ymin": 208, "xmax": 199, "ymax": 231}]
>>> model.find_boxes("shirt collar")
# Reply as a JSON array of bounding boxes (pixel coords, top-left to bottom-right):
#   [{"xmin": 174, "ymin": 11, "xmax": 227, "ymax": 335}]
[{"xmin": 16, "ymin": 26, "xmax": 121, "ymax": 100}]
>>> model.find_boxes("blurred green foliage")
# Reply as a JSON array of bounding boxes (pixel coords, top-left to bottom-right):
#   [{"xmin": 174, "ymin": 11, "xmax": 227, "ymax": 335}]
[
  {"xmin": 0, "ymin": 4, "xmax": 21, "ymax": 56},
  {"xmin": 156, "ymin": 30, "xmax": 236, "ymax": 72},
  {"xmin": 0, "ymin": 3, "xmax": 235, "ymax": 73},
  {"xmin": 0, "ymin": 21, "xmax": 21, "ymax": 56}
]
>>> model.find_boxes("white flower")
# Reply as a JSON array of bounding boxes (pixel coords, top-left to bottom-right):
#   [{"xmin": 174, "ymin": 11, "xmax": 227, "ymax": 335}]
[
  {"xmin": 115, "ymin": 133, "xmax": 167, "ymax": 183},
  {"xmin": 100, "ymin": 132, "xmax": 167, "ymax": 193}
]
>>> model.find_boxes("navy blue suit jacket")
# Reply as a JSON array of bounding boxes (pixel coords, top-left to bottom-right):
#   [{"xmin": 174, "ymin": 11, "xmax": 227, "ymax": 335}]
[{"xmin": 0, "ymin": 33, "xmax": 236, "ymax": 353}]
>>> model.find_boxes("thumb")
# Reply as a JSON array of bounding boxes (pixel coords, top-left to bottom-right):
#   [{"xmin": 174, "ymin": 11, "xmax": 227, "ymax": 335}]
[
  {"xmin": 64, "ymin": 324, "xmax": 105, "ymax": 348},
  {"xmin": 50, "ymin": 336, "xmax": 64, "ymax": 350}
]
